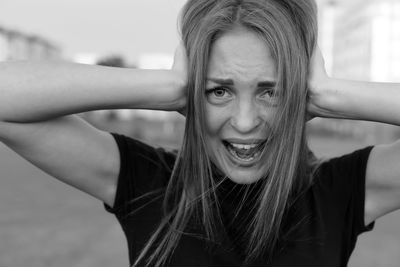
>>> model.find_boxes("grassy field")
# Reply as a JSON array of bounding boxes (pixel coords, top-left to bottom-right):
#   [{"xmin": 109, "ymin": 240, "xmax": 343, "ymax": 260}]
[{"xmin": 0, "ymin": 129, "xmax": 400, "ymax": 267}]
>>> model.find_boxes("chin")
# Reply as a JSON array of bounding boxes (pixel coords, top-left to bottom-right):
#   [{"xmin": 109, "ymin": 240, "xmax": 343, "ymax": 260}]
[{"xmin": 224, "ymin": 168, "xmax": 265, "ymax": 184}]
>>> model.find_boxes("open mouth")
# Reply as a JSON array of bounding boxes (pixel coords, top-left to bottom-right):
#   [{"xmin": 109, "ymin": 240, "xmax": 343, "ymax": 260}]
[{"xmin": 222, "ymin": 140, "xmax": 267, "ymax": 163}]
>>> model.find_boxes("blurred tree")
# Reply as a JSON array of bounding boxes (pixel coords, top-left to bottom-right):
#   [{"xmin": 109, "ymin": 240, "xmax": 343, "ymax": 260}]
[{"xmin": 96, "ymin": 55, "xmax": 126, "ymax": 68}]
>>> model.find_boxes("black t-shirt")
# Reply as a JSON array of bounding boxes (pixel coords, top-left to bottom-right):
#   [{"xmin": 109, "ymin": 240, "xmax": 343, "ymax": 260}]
[{"xmin": 104, "ymin": 132, "xmax": 375, "ymax": 267}]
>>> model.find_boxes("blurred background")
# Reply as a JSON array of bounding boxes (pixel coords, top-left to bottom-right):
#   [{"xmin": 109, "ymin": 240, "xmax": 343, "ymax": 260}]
[{"xmin": 0, "ymin": 0, "xmax": 399, "ymax": 266}]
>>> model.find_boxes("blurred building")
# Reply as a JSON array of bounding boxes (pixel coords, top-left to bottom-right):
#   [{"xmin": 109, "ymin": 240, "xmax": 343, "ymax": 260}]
[
  {"xmin": 313, "ymin": 0, "xmax": 400, "ymax": 142},
  {"xmin": 0, "ymin": 26, "xmax": 61, "ymax": 61},
  {"xmin": 317, "ymin": 0, "xmax": 336, "ymax": 75},
  {"xmin": 332, "ymin": 0, "xmax": 400, "ymax": 81}
]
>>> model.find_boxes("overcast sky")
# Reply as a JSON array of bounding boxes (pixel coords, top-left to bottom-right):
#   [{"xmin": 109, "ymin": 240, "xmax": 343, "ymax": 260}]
[{"xmin": 0, "ymin": 0, "xmax": 187, "ymax": 63}]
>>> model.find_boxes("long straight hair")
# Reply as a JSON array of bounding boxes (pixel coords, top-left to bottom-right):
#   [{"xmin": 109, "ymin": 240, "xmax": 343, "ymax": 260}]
[{"xmin": 134, "ymin": 0, "xmax": 319, "ymax": 266}]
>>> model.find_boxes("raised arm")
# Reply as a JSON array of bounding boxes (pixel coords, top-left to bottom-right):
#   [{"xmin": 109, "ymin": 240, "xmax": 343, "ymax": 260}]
[
  {"xmin": 0, "ymin": 46, "xmax": 187, "ymax": 207},
  {"xmin": 0, "ymin": 61, "xmax": 185, "ymax": 122},
  {"xmin": 308, "ymin": 48, "xmax": 400, "ymax": 225},
  {"xmin": 308, "ymin": 78, "xmax": 400, "ymax": 125}
]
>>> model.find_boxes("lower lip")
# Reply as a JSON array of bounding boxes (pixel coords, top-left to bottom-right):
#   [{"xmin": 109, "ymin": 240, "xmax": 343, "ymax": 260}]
[{"xmin": 223, "ymin": 143, "xmax": 263, "ymax": 167}]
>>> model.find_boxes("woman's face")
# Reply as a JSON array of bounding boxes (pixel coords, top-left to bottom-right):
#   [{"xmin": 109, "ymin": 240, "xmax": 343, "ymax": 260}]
[{"xmin": 205, "ymin": 26, "xmax": 278, "ymax": 184}]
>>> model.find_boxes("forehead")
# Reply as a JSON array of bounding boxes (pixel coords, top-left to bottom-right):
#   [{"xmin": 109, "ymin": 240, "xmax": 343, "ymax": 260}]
[{"xmin": 207, "ymin": 26, "xmax": 276, "ymax": 81}]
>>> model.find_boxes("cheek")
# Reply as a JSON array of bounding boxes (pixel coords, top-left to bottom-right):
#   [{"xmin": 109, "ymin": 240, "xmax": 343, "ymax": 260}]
[
  {"xmin": 204, "ymin": 105, "xmax": 231, "ymax": 135},
  {"xmin": 258, "ymin": 103, "xmax": 277, "ymax": 125}
]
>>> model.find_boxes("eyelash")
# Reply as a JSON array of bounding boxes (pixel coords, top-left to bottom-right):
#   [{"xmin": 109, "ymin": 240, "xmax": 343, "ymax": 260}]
[
  {"xmin": 205, "ymin": 87, "xmax": 276, "ymax": 98},
  {"xmin": 205, "ymin": 86, "xmax": 230, "ymax": 98},
  {"xmin": 259, "ymin": 88, "xmax": 276, "ymax": 98}
]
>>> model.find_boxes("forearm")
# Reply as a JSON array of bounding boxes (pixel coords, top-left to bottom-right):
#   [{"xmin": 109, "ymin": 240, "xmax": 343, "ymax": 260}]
[
  {"xmin": 0, "ymin": 60, "xmax": 183, "ymax": 122},
  {"xmin": 311, "ymin": 78, "xmax": 400, "ymax": 126}
]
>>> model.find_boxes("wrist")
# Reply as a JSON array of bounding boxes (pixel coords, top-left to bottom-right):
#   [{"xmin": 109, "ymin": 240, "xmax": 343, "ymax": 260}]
[
  {"xmin": 316, "ymin": 78, "xmax": 361, "ymax": 120},
  {"xmin": 169, "ymin": 70, "xmax": 187, "ymax": 112},
  {"xmin": 308, "ymin": 77, "xmax": 346, "ymax": 119},
  {"xmin": 152, "ymin": 70, "xmax": 186, "ymax": 112}
]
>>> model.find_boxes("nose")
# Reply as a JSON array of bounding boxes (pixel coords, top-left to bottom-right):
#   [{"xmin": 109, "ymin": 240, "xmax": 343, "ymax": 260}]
[{"xmin": 230, "ymin": 99, "xmax": 262, "ymax": 133}]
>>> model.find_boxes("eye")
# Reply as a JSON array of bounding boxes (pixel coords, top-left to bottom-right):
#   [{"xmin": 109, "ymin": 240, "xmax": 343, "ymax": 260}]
[
  {"xmin": 259, "ymin": 88, "xmax": 276, "ymax": 98},
  {"xmin": 258, "ymin": 88, "xmax": 279, "ymax": 106},
  {"xmin": 209, "ymin": 87, "xmax": 228, "ymax": 97},
  {"xmin": 205, "ymin": 86, "xmax": 233, "ymax": 104}
]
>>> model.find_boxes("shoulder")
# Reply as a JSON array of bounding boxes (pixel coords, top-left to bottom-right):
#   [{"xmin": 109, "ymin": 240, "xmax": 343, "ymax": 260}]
[
  {"xmin": 309, "ymin": 146, "xmax": 374, "ymax": 208},
  {"xmin": 306, "ymin": 146, "xmax": 376, "ymax": 236},
  {"xmin": 105, "ymin": 133, "xmax": 178, "ymax": 214},
  {"xmin": 111, "ymin": 132, "xmax": 177, "ymax": 172},
  {"xmin": 313, "ymin": 146, "xmax": 374, "ymax": 185}
]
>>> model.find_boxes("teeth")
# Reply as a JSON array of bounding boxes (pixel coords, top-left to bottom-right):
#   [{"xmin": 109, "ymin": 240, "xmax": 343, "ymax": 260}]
[
  {"xmin": 230, "ymin": 143, "xmax": 258, "ymax": 150},
  {"xmin": 227, "ymin": 145, "xmax": 261, "ymax": 161},
  {"xmin": 226, "ymin": 143, "xmax": 262, "ymax": 162}
]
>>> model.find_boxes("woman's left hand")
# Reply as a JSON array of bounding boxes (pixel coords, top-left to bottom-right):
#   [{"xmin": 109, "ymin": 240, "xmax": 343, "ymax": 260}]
[{"xmin": 307, "ymin": 46, "xmax": 331, "ymax": 121}]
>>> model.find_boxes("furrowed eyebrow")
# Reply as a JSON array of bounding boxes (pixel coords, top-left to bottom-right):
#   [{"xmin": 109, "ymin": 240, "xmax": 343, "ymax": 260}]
[
  {"xmin": 207, "ymin": 78, "xmax": 234, "ymax": 85},
  {"xmin": 207, "ymin": 78, "xmax": 276, "ymax": 87},
  {"xmin": 257, "ymin": 81, "xmax": 276, "ymax": 87}
]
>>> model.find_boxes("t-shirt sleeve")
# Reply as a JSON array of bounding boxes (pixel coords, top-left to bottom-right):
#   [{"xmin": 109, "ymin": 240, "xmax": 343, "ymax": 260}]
[
  {"xmin": 103, "ymin": 132, "xmax": 176, "ymax": 217},
  {"xmin": 316, "ymin": 146, "xmax": 375, "ymax": 238}
]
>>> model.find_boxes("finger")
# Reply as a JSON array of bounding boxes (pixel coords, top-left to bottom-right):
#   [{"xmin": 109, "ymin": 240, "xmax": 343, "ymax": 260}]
[
  {"xmin": 306, "ymin": 101, "xmax": 317, "ymax": 122},
  {"xmin": 306, "ymin": 112, "xmax": 315, "ymax": 122},
  {"xmin": 178, "ymin": 106, "xmax": 187, "ymax": 117}
]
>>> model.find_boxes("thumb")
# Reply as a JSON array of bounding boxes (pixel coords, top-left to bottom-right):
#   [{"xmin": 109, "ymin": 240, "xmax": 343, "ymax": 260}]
[{"xmin": 172, "ymin": 42, "xmax": 188, "ymax": 75}]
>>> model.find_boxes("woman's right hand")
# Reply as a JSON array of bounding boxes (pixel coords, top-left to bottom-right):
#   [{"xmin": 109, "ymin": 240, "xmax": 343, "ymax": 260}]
[{"xmin": 171, "ymin": 43, "xmax": 188, "ymax": 116}]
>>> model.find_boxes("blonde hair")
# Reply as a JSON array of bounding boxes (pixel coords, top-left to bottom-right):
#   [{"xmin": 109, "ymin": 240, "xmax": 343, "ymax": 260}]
[{"xmin": 134, "ymin": 0, "xmax": 319, "ymax": 266}]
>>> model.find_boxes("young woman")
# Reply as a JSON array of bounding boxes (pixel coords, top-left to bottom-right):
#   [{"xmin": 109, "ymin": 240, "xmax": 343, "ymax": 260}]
[{"xmin": 1, "ymin": 0, "xmax": 400, "ymax": 266}]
